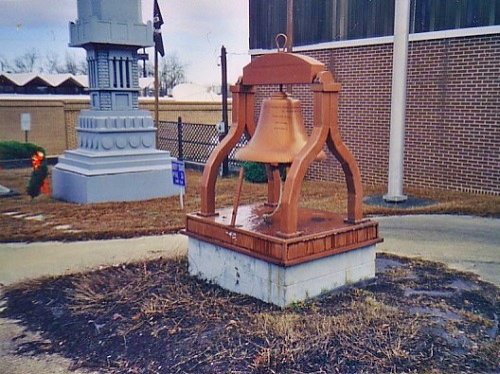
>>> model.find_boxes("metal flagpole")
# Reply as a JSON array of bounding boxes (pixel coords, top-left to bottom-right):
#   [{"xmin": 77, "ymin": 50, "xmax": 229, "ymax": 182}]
[{"xmin": 384, "ymin": 0, "xmax": 411, "ymax": 202}]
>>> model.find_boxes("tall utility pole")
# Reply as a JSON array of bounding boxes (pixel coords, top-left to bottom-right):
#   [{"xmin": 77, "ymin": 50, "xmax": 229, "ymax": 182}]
[
  {"xmin": 286, "ymin": 0, "xmax": 294, "ymax": 52},
  {"xmin": 220, "ymin": 45, "xmax": 229, "ymax": 177},
  {"xmin": 286, "ymin": 0, "xmax": 294, "ymax": 94},
  {"xmin": 384, "ymin": 0, "xmax": 411, "ymax": 202}
]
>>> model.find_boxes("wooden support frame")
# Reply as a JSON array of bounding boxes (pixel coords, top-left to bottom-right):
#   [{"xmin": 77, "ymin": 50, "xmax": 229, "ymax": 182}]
[{"xmin": 198, "ymin": 52, "xmax": 363, "ymax": 237}]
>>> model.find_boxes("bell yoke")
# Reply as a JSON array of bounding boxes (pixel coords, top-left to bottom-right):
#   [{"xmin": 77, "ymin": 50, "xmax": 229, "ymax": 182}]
[
  {"xmin": 201, "ymin": 51, "xmax": 363, "ymax": 232},
  {"xmin": 184, "ymin": 48, "xmax": 381, "ymax": 268}
]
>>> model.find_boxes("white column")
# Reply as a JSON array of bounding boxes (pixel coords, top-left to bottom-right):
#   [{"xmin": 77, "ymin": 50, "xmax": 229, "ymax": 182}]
[{"xmin": 384, "ymin": 0, "xmax": 411, "ymax": 202}]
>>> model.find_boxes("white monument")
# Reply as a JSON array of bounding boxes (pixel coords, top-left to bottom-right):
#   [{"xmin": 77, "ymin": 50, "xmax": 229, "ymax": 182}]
[{"xmin": 53, "ymin": 0, "xmax": 180, "ymax": 203}]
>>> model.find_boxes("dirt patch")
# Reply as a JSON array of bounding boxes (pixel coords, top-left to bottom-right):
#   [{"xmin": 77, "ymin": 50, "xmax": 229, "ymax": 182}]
[
  {"xmin": 0, "ymin": 315, "xmax": 94, "ymax": 374},
  {"xmin": 1, "ymin": 168, "xmax": 499, "ymax": 243},
  {"xmin": 1, "ymin": 253, "xmax": 498, "ymax": 373}
]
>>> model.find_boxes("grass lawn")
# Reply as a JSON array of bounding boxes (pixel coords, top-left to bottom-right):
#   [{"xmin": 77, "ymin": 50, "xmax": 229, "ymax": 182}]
[{"xmin": 0, "ymin": 167, "xmax": 499, "ymax": 242}]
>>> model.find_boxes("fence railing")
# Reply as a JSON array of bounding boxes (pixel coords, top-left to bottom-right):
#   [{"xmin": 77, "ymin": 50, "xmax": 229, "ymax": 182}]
[{"xmin": 158, "ymin": 117, "xmax": 247, "ymax": 171}]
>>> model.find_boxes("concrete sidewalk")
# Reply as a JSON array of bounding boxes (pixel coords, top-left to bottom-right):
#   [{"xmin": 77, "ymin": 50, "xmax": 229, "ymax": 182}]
[
  {"xmin": 376, "ymin": 215, "xmax": 500, "ymax": 286},
  {"xmin": 0, "ymin": 234, "xmax": 187, "ymax": 287},
  {"xmin": 0, "ymin": 215, "xmax": 497, "ymax": 287}
]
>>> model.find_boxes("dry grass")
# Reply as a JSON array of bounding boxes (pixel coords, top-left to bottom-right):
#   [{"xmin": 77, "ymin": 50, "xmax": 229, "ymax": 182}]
[
  {"xmin": 251, "ymin": 294, "xmax": 424, "ymax": 372},
  {"xmin": 2, "ymin": 254, "xmax": 498, "ymax": 373},
  {"xmin": 0, "ymin": 167, "xmax": 498, "ymax": 242}
]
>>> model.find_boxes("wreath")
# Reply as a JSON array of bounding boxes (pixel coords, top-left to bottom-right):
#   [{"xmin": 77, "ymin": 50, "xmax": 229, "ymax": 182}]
[{"xmin": 27, "ymin": 151, "xmax": 49, "ymax": 198}]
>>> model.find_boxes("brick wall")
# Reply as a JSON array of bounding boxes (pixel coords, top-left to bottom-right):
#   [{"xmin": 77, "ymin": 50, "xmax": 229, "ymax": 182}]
[
  {"xmin": 253, "ymin": 34, "xmax": 499, "ymax": 194},
  {"xmin": 405, "ymin": 35, "xmax": 499, "ymax": 194},
  {"xmin": 0, "ymin": 98, "xmax": 231, "ymax": 155},
  {"xmin": 0, "ymin": 99, "xmax": 68, "ymax": 155}
]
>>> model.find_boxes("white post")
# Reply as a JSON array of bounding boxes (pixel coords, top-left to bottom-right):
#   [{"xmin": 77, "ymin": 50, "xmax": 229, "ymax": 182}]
[
  {"xmin": 384, "ymin": 0, "xmax": 411, "ymax": 202},
  {"xmin": 179, "ymin": 188, "xmax": 185, "ymax": 210}
]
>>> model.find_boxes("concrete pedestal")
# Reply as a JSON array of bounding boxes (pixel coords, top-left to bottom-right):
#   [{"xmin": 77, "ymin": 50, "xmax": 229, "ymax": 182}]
[
  {"xmin": 53, "ymin": 2, "xmax": 175, "ymax": 204},
  {"xmin": 52, "ymin": 150, "xmax": 180, "ymax": 203},
  {"xmin": 188, "ymin": 237, "xmax": 375, "ymax": 307},
  {"xmin": 53, "ymin": 110, "xmax": 181, "ymax": 203}
]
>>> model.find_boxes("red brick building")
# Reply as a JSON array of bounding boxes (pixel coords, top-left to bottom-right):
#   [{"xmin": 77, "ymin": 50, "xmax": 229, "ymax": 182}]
[{"xmin": 249, "ymin": 0, "xmax": 499, "ymax": 195}]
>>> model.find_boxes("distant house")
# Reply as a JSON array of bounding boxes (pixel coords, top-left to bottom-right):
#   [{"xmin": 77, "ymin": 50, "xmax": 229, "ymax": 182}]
[
  {"xmin": 0, "ymin": 73, "xmax": 157, "ymax": 97},
  {"xmin": 0, "ymin": 73, "xmax": 88, "ymax": 95},
  {"xmin": 249, "ymin": 0, "xmax": 499, "ymax": 195}
]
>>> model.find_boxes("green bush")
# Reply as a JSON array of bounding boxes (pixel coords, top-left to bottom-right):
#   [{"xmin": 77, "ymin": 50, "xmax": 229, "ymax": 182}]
[
  {"xmin": 242, "ymin": 161, "xmax": 268, "ymax": 183},
  {"xmin": 242, "ymin": 162, "xmax": 287, "ymax": 184},
  {"xmin": 0, "ymin": 141, "xmax": 46, "ymax": 160}
]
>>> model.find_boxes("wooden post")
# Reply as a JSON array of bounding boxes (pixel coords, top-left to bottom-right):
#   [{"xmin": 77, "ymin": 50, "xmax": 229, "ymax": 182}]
[{"xmin": 154, "ymin": 47, "xmax": 160, "ymax": 148}]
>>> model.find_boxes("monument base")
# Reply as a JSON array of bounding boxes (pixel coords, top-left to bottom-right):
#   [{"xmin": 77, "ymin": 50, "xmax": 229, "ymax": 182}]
[
  {"xmin": 188, "ymin": 237, "xmax": 375, "ymax": 307},
  {"xmin": 52, "ymin": 149, "xmax": 181, "ymax": 203},
  {"xmin": 185, "ymin": 204, "xmax": 382, "ymax": 307}
]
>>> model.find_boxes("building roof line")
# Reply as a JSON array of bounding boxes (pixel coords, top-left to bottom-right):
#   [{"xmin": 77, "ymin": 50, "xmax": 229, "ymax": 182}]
[{"xmin": 250, "ymin": 25, "xmax": 500, "ymax": 55}]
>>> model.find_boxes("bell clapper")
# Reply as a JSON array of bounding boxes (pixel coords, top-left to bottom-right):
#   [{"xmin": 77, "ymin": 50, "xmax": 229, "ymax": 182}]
[{"xmin": 230, "ymin": 167, "xmax": 245, "ymax": 227}]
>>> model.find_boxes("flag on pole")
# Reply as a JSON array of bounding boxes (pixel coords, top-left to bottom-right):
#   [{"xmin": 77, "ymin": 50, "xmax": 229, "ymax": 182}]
[{"xmin": 153, "ymin": 0, "xmax": 165, "ymax": 57}]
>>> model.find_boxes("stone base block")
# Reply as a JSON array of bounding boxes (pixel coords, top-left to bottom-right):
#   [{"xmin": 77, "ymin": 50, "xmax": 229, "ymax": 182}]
[
  {"xmin": 188, "ymin": 237, "xmax": 375, "ymax": 307},
  {"xmin": 53, "ymin": 162, "xmax": 181, "ymax": 204},
  {"xmin": 53, "ymin": 148, "xmax": 182, "ymax": 203}
]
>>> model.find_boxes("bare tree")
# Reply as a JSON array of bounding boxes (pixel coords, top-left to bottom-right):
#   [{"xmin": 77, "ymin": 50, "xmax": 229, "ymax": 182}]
[
  {"xmin": 42, "ymin": 52, "xmax": 87, "ymax": 75},
  {"xmin": 77, "ymin": 59, "xmax": 88, "ymax": 76},
  {"xmin": 159, "ymin": 52, "xmax": 187, "ymax": 94},
  {"xmin": 0, "ymin": 55, "xmax": 11, "ymax": 72},
  {"xmin": 13, "ymin": 50, "xmax": 39, "ymax": 73},
  {"xmin": 64, "ymin": 52, "xmax": 87, "ymax": 75},
  {"xmin": 44, "ymin": 52, "xmax": 64, "ymax": 74}
]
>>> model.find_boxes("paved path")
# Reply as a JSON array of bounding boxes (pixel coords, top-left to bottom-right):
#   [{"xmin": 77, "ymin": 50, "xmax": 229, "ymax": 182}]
[
  {"xmin": 376, "ymin": 215, "xmax": 500, "ymax": 286},
  {"xmin": 0, "ymin": 235, "xmax": 187, "ymax": 287},
  {"xmin": 0, "ymin": 216, "xmax": 497, "ymax": 287}
]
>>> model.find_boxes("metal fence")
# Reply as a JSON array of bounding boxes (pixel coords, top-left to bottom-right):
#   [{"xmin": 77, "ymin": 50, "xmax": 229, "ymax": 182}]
[{"xmin": 158, "ymin": 118, "xmax": 247, "ymax": 170}]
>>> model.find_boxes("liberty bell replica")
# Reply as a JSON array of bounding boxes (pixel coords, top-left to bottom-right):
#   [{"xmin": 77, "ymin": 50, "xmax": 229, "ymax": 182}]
[
  {"xmin": 235, "ymin": 91, "xmax": 325, "ymax": 164},
  {"xmin": 184, "ymin": 39, "xmax": 382, "ymax": 307}
]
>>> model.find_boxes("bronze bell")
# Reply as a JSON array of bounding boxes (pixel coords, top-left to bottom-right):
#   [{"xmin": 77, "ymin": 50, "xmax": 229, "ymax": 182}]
[{"xmin": 235, "ymin": 92, "xmax": 326, "ymax": 164}]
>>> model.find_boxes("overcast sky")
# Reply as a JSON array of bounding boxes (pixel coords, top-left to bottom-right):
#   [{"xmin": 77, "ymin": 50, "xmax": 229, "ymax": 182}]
[{"xmin": 0, "ymin": 0, "xmax": 250, "ymax": 85}]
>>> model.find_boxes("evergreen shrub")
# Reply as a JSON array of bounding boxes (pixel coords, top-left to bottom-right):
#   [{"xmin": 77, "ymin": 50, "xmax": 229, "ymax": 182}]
[
  {"xmin": 242, "ymin": 162, "xmax": 268, "ymax": 183},
  {"xmin": 0, "ymin": 141, "xmax": 46, "ymax": 160},
  {"xmin": 242, "ymin": 162, "xmax": 287, "ymax": 183}
]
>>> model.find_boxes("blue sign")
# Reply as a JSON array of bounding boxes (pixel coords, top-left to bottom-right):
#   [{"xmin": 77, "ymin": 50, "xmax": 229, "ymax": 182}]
[{"xmin": 172, "ymin": 160, "xmax": 186, "ymax": 187}]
